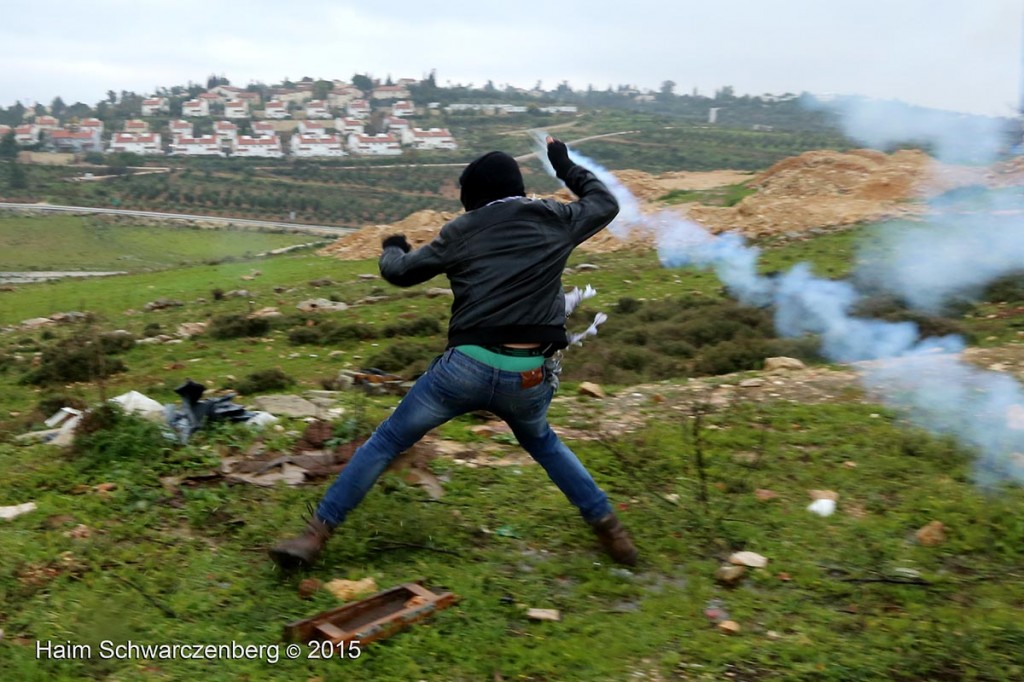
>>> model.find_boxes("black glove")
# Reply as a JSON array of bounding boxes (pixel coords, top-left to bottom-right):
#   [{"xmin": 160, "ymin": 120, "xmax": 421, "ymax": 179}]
[
  {"xmin": 382, "ymin": 234, "xmax": 411, "ymax": 253},
  {"xmin": 546, "ymin": 138, "xmax": 575, "ymax": 181}
]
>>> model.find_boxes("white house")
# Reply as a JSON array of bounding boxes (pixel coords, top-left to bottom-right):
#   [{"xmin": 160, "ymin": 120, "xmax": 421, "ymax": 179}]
[
  {"xmin": 49, "ymin": 129, "xmax": 103, "ymax": 153},
  {"xmin": 214, "ymin": 121, "xmax": 238, "ymax": 145},
  {"xmin": 109, "ymin": 133, "xmax": 163, "ymax": 155},
  {"xmin": 391, "ymin": 100, "xmax": 416, "ymax": 117},
  {"xmin": 386, "ymin": 117, "xmax": 411, "ymax": 138},
  {"xmin": 263, "ymin": 100, "xmax": 289, "ymax": 119},
  {"xmin": 34, "ymin": 115, "xmax": 60, "ymax": 130},
  {"xmin": 538, "ymin": 106, "xmax": 578, "ymax": 114},
  {"xmin": 209, "ymin": 85, "xmax": 243, "ymax": 99},
  {"xmin": 408, "ymin": 127, "xmax": 457, "ymax": 150},
  {"xmin": 198, "ymin": 92, "xmax": 223, "ymax": 104},
  {"xmin": 347, "ymin": 133, "xmax": 401, "ymax": 156},
  {"xmin": 224, "ymin": 100, "xmax": 250, "ymax": 119},
  {"xmin": 290, "ymin": 134, "xmax": 347, "ymax": 158},
  {"xmin": 171, "ymin": 135, "xmax": 223, "ymax": 156},
  {"xmin": 79, "ymin": 118, "xmax": 104, "ymax": 135},
  {"xmin": 335, "ymin": 117, "xmax": 364, "ymax": 135},
  {"xmin": 297, "ymin": 120, "xmax": 328, "ymax": 135},
  {"xmin": 124, "ymin": 119, "xmax": 149, "ymax": 133},
  {"xmin": 235, "ymin": 91, "xmax": 261, "ymax": 105},
  {"xmin": 141, "ymin": 97, "xmax": 169, "ymax": 116},
  {"xmin": 346, "ymin": 99, "xmax": 371, "ymax": 119},
  {"xmin": 371, "ymin": 84, "xmax": 410, "ymax": 100},
  {"xmin": 304, "ymin": 100, "xmax": 331, "ymax": 119},
  {"xmin": 270, "ymin": 89, "xmax": 312, "ymax": 105},
  {"xmin": 182, "ymin": 99, "xmax": 209, "ymax": 117},
  {"xmin": 327, "ymin": 86, "xmax": 361, "ymax": 108},
  {"xmin": 169, "ymin": 119, "xmax": 193, "ymax": 139},
  {"xmin": 14, "ymin": 124, "xmax": 39, "ymax": 145},
  {"xmin": 234, "ymin": 135, "xmax": 283, "ymax": 158},
  {"xmin": 252, "ymin": 121, "xmax": 278, "ymax": 137}
]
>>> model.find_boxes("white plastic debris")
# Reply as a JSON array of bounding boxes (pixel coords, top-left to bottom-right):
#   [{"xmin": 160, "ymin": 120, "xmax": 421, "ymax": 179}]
[
  {"xmin": 564, "ymin": 284, "xmax": 597, "ymax": 317},
  {"xmin": 110, "ymin": 391, "xmax": 165, "ymax": 420},
  {"xmin": 568, "ymin": 312, "xmax": 608, "ymax": 346},
  {"xmin": 807, "ymin": 499, "xmax": 836, "ymax": 517},
  {"xmin": 44, "ymin": 407, "xmax": 83, "ymax": 428},
  {"xmin": 1, "ymin": 502, "xmax": 37, "ymax": 521},
  {"xmin": 245, "ymin": 411, "xmax": 279, "ymax": 429}
]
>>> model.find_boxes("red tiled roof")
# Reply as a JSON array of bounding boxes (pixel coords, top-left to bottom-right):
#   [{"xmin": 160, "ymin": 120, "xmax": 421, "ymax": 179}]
[
  {"xmin": 237, "ymin": 136, "xmax": 279, "ymax": 146},
  {"xmin": 50, "ymin": 130, "xmax": 96, "ymax": 139}
]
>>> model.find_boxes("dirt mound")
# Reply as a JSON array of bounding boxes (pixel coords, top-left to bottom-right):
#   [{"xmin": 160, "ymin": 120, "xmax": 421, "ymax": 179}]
[
  {"xmin": 320, "ymin": 149, "xmax": 1008, "ymax": 260},
  {"xmin": 684, "ymin": 149, "xmax": 987, "ymax": 237}
]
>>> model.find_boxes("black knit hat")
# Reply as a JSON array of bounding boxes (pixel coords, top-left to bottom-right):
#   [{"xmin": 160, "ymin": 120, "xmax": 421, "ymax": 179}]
[{"xmin": 458, "ymin": 151, "xmax": 525, "ymax": 211}]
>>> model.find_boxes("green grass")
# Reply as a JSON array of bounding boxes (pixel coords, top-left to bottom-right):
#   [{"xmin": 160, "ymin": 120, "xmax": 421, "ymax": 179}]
[
  {"xmin": 2, "ymin": 216, "xmax": 1024, "ymax": 680},
  {"xmin": 659, "ymin": 183, "xmax": 757, "ymax": 208},
  {"xmin": 0, "ymin": 215, "xmax": 314, "ymax": 272}
]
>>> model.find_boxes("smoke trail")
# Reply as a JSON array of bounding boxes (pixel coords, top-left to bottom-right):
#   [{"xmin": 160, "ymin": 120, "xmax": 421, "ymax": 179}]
[{"xmin": 533, "ymin": 129, "xmax": 1024, "ymax": 485}]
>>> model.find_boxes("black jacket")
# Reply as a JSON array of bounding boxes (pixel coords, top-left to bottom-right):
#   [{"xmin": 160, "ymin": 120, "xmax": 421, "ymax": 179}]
[{"xmin": 379, "ymin": 164, "xmax": 619, "ymax": 350}]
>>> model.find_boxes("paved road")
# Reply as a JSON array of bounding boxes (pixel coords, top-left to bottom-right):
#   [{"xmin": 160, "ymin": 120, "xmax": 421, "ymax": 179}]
[{"xmin": 0, "ymin": 202, "xmax": 357, "ymax": 236}]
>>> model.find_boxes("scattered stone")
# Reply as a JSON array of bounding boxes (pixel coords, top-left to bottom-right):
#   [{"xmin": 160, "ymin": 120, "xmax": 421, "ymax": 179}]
[
  {"xmin": 714, "ymin": 565, "xmax": 746, "ymax": 586},
  {"xmin": 298, "ymin": 578, "xmax": 322, "ymax": 599},
  {"xmin": 308, "ymin": 278, "xmax": 334, "ymax": 287},
  {"xmin": 717, "ymin": 620, "xmax": 741, "ymax": 635},
  {"xmin": 251, "ymin": 394, "xmax": 322, "ymax": 419},
  {"xmin": 808, "ymin": 489, "xmax": 839, "ymax": 501},
  {"xmin": 250, "ymin": 307, "xmax": 282, "ymax": 318},
  {"xmin": 357, "ymin": 274, "xmax": 379, "ymax": 280},
  {"xmin": 65, "ymin": 524, "xmax": 91, "ymax": 539},
  {"xmin": 729, "ymin": 551, "xmax": 768, "ymax": 568},
  {"xmin": 842, "ymin": 460, "xmax": 858, "ymax": 469},
  {"xmin": 738, "ymin": 378, "xmax": 766, "ymax": 388},
  {"xmin": 526, "ymin": 608, "xmax": 561, "ymax": 622},
  {"xmin": 578, "ymin": 382, "xmax": 606, "ymax": 399},
  {"xmin": 915, "ymin": 520, "xmax": 947, "ymax": 547},
  {"xmin": 94, "ymin": 482, "xmax": 117, "ymax": 494},
  {"xmin": 425, "ymin": 287, "xmax": 453, "ymax": 298},
  {"xmin": 575, "ymin": 263, "xmax": 600, "ymax": 271},
  {"xmin": 324, "ymin": 577, "xmax": 378, "ymax": 601},
  {"xmin": 776, "ymin": 572, "xmax": 792, "ymax": 582},
  {"xmin": 754, "ymin": 489, "xmax": 778, "ymax": 502},
  {"xmin": 176, "ymin": 322, "xmax": 207, "ymax": 338},
  {"xmin": 225, "ymin": 289, "xmax": 251, "ymax": 298},
  {"xmin": 297, "ymin": 298, "xmax": 348, "ymax": 313},
  {"xmin": 143, "ymin": 297, "xmax": 183, "ymax": 311},
  {"xmin": 764, "ymin": 357, "xmax": 807, "ymax": 372}
]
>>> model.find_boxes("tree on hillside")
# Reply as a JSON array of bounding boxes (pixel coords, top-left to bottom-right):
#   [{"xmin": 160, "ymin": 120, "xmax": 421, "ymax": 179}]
[
  {"xmin": 107, "ymin": 90, "xmax": 117, "ymax": 104},
  {"xmin": 51, "ymin": 96, "xmax": 66, "ymax": 118},
  {"xmin": 207, "ymin": 73, "xmax": 231, "ymax": 89},
  {"xmin": 0, "ymin": 130, "xmax": 17, "ymax": 159},
  {"xmin": 659, "ymin": 80, "xmax": 676, "ymax": 99},
  {"xmin": 65, "ymin": 102, "xmax": 93, "ymax": 119},
  {"xmin": 352, "ymin": 74, "xmax": 374, "ymax": 93},
  {"xmin": 313, "ymin": 79, "xmax": 333, "ymax": 101},
  {"xmin": 8, "ymin": 160, "xmax": 28, "ymax": 190}
]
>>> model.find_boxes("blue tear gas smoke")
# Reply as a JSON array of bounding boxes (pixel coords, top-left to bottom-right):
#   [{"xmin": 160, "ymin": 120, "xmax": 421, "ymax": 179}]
[{"xmin": 532, "ymin": 128, "xmax": 1024, "ymax": 485}]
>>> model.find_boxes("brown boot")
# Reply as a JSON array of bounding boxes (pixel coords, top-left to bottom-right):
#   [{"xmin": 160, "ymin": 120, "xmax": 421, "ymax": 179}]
[
  {"xmin": 269, "ymin": 514, "xmax": 332, "ymax": 570},
  {"xmin": 590, "ymin": 513, "xmax": 638, "ymax": 566}
]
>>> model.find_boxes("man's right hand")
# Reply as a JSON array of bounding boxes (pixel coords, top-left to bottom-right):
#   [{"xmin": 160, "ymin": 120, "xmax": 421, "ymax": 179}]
[
  {"xmin": 382, "ymin": 234, "xmax": 411, "ymax": 253},
  {"xmin": 546, "ymin": 136, "xmax": 575, "ymax": 181}
]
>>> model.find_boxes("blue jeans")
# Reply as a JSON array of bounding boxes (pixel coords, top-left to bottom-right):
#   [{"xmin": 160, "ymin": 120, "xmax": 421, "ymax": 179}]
[{"xmin": 316, "ymin": 348, "xmax": 612, "ymax": 526}]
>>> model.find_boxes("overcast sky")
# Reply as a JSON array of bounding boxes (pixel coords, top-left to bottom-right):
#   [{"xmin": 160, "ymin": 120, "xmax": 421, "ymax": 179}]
[{"xmin": 1, "ymin": 0, "xmax": 1020, "ymax": 117}]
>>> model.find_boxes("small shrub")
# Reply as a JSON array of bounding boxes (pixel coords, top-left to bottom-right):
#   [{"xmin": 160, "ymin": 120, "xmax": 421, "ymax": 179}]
[
  {"xmin": 36, "ymin": 393, "xmax": 88, "ymax": 419},
  {"xmin": 143, "ymin": 322, "xmax": 163, "ymax": 338},
  {"xmin": 22, "ymin": 333, "xmax": 129, "ymax": 385},
  {"xmin": 615, "ymin": 297, "xmax": 641, "ymax": 314},
  {"xmin": 366, "ymin": 341, "xmax": 438, "ymax": 373},
  {"xmin": 692, "ymin": 339, "xmax": 768, "ymax": 376},
  {"xmin": 983, "ymin": 273, "xmax": 1024, "ymax": 305},
  {"xmin": 235, "ymin": 368, "xmax": 293, "ymax": 395},
  {"xmin": 383, "ymin": 316, "xmax": 442, "ymax": 338},
  {"xmin": 211, "ymin": 288, "xmax": 225, "ymax": 301},
  {"xmin": 98, "ymin": 331, "xmax": 137, "ymax": 354},
  {"xmin": 207, "ymin": 314, "xmax": 270, "ymax": 340},
  {"xmin": 72, "ymin": 404, "xmax": 171, "ymax": 470}
]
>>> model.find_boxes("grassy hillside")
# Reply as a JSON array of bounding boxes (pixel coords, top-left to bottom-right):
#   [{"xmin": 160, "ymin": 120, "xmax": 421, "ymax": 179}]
[
  {"xmin": 0, "ymin": 215, "xmax": 315, "ymax": 272},
  {"xmin": 1, "ymin": 220, "xmax": 1023, "ymax": 680}
]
